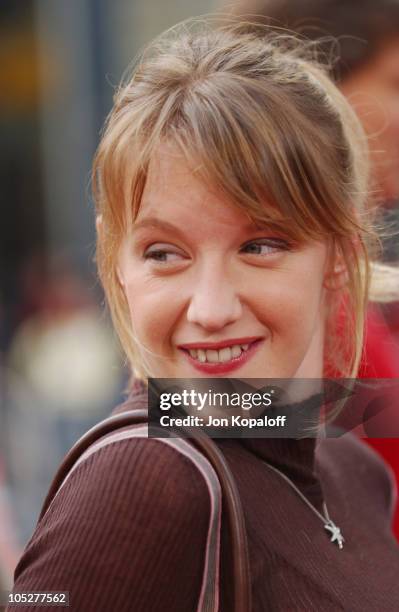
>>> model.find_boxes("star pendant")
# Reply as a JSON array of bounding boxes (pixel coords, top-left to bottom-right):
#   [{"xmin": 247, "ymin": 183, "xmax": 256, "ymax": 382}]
[{"xmin": 324, "ymin": 520, "xmax": 345, "ymax": 550}]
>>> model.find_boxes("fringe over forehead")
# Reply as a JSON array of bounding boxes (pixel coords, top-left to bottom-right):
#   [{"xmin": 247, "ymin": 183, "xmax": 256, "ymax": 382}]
[
  {"xmin": 95, "ymin": 23, "xmax": 371, "ymax": 243},
  {"xmin": 93, "ymin": 21, "xmax": 377, "ymax": 380}
]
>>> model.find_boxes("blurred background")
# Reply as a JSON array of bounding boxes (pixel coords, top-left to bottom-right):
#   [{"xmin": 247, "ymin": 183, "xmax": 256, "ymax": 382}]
[
  {"xmin": 1, "ymin": 0, "xmax": 399, "ymax": 592},
  {"xmin": 0, "ymin": 0, "xmax": 216, "ymax": 589}
]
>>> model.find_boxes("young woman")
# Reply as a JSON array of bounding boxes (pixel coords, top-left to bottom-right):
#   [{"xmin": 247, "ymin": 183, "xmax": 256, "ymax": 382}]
[{"xmin": 9, "ymin": 21, "xmax": 399, "ymax": 611}]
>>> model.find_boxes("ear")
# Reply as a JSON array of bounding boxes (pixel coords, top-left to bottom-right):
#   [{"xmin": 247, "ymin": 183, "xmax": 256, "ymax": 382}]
[{"xmin": 96, "ymin": 214, "xmax": 125, "ymax": 288}]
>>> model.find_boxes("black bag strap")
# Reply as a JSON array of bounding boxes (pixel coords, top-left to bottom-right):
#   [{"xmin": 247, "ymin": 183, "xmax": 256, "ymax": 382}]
[{"xmin": 38, "ymin": 408, "xmax": 251, "ymax": 612}]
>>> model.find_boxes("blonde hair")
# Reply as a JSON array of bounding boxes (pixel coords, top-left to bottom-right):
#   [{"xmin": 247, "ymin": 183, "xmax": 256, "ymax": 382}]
[{"xmin": 93, "ymin": 19, "xmax": 398, "ymax": 382}]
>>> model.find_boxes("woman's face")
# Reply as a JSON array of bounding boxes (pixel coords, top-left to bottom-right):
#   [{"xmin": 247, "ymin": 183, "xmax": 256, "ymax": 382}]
[{"xmin": 117, "ymin": 145, "xmax": 331, "ymax": 379}]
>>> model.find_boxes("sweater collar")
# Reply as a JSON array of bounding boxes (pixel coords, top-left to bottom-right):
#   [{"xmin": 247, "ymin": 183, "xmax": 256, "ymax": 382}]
[
  {"xmin": 238, "ymin": 388, "xmax": 325, "ymax": 510},
  {"xmin": 240, "ymin": 436, "xmax": 317, "ymax": 474},
  {"xmin": 238, "ymin": 435, "xmax": 325, "ymax": 512},
  {"xmin": 123, "ymin": 378, "xmax": 325, "ymax": 510}
]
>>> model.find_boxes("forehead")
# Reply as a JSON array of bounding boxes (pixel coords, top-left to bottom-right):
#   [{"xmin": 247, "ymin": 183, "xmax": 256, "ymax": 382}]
[{"xmin": 136, "ymin": 144, "xmax": 260, "ymax": 232}]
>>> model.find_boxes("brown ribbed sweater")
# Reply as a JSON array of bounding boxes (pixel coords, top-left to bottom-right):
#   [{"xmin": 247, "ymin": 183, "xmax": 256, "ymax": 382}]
[{"xmin": 9, "ymin": 382, "xmax": 399, "ymax": 611}]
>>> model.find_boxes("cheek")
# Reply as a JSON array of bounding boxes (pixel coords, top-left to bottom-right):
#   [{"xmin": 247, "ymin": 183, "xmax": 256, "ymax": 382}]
[
  {"xmin": 254, "ymin": 267, "xmax": 325, "ymax": 337},
  {"xmin": 124, "ymin": 275, "xmax": 182, "ymax": 351}
]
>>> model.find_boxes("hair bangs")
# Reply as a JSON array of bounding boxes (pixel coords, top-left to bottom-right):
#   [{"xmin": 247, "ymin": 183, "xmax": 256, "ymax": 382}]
[{"xmin": 134, "ymin": 71, "xmax": 365, "ymax": 245}]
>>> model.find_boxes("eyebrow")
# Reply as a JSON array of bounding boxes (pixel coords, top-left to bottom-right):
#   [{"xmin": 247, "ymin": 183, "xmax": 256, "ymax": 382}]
[{"xmin": 132, "ymin": 218, "xmax": 186, "ymax": 236}]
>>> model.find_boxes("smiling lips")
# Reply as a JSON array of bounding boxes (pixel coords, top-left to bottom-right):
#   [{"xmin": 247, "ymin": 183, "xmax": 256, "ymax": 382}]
[
  {"xmin": 178, "ymin": 337, "xmax": 263, "ymax": 373},
  {"xmin": 186, "ymin": 342, "xmax": 249, "ymax": 363}
]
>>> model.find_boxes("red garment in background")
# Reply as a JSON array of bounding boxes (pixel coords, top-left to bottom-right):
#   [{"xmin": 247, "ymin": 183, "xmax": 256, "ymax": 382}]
[{"xmin": 359, "ymin": 305, "xmax": 399, "ymax": 539}]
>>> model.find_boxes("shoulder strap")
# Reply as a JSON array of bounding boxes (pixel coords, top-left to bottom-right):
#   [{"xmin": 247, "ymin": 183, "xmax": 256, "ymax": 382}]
[{"xmin": 38, "ymin": 408, "xmax": 251, "ymax": 612}]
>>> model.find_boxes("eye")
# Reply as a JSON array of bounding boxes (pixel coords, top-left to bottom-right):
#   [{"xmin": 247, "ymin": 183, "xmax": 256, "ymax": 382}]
[
  {"xmin": 142, "ymin": 244, "xmax": 185, "ymax": 264},
  {"xmin": 240, "ymin": 238, "xmax": 291, "ymax": 256}
]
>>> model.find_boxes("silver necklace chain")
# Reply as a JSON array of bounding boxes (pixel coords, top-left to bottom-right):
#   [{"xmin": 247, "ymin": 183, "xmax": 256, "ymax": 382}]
[{"xmin": 263, "ymin": 460, "xmax": 345, "ymax": 549}]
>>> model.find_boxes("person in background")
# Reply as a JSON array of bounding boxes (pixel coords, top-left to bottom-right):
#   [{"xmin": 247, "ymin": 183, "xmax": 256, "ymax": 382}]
[{"xmin": 229, "ymin": 0, "xmax": 399, "ymax": 536}]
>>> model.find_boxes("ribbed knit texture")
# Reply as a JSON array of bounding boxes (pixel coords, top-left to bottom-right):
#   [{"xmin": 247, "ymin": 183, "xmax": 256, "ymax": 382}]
[{"xmin": 9, "ymin": 381, "xmax": 399, "ymax": 611}]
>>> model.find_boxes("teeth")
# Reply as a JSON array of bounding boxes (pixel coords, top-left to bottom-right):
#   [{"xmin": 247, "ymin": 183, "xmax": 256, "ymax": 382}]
[
  {"xmin": 206, "ymin": 349, "xmax": 219, "ymax": 363},
  {"xmin": 187, "ymin": 343, "xmax": 251, "ymax": 364},
  {"xmin": 219, "ymin": 347, "xmax": 232, "ymax": 362},
  {"xmin": 197, "ymin": 349, "xmax": 207, "ymax": 363},
  {"xmin": 231, "ymin": 345, "xmax": 242, "ymax": 358}
]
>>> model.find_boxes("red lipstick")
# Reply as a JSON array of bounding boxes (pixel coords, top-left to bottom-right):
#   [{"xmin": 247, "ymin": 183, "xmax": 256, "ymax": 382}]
[
  {"xmin": 178, "ymin": 336, "xmax": 262, "ymax": 350},
  {"xmin": 179, "ymin": 338, "xmax": 264, "ymax": 375}
]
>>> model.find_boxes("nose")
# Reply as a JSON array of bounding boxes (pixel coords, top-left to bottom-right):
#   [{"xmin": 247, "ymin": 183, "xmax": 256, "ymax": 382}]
[{"xmin": 186, "ymin": 262, "xmax": 242, "ymax": 331}]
